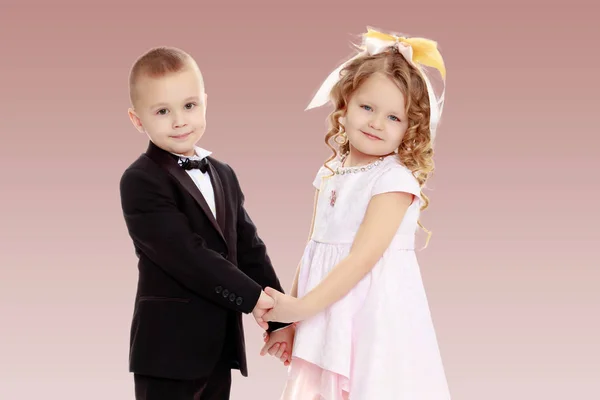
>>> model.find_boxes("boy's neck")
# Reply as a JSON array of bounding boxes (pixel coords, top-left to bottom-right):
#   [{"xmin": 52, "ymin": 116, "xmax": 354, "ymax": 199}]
[{"xmin": 171, "ymin": 147, "xmax": 198, "ymax": 158}]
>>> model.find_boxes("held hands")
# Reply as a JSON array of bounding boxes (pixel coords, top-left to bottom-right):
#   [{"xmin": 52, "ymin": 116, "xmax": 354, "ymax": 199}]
[
  {"xmin": 253, "ymin": 286, "xmax": 311, "ymax": 367},
  {"xmin": 262, "ymin": 286, "xmax": 311, "ymax": 323},
  {"xmin": 252, "ymin": 290, "xmax": 274, "ymax": 330}
]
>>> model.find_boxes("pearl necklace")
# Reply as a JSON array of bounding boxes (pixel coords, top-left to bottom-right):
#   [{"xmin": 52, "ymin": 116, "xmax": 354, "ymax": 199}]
[
  {"xmin": 334, "ymin": 154, "xmax": 385, "ymax": 175},
  {"xmin": 329, "ymin": 154, "xmax": 385, "ymax": 207}
]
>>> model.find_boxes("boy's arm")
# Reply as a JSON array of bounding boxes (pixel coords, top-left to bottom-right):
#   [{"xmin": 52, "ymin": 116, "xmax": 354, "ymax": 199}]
[
  {"xmin": 120, "ymin": 167, "xmax": 263, "ymax": 314},
  {"xmin": 229, "ymin": 165, "xmax": 291, "ymax": 332}
]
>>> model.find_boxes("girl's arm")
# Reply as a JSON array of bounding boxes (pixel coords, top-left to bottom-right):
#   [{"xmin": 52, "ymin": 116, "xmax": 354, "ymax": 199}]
[
  {"xmin": 300, "ymin": 191, "xmax": 413, "ymax": 317},
  {"xmin": 263, "ymin": 190, "xmax": 414, "ymax": 323},
  {"xmin": 290, "ymin": 189, "xmax": 319, "ymax": 298}
]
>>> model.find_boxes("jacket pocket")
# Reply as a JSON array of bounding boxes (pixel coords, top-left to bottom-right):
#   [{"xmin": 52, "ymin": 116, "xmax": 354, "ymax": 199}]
[{"xmin": 138, "ymin": 296, "xmax": 190, "ymax": 303}]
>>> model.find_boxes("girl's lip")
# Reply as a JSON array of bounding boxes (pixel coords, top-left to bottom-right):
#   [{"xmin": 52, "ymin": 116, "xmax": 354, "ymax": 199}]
[{"xmin": 361, "ymin": 130, "xmax": 382, "ymax": 140}]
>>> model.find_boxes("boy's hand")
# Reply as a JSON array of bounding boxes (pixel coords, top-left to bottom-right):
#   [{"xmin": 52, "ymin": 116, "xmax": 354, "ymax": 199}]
[
  {"xmin": 260, "ymin": 324, "xmax": 295, "ymax": 366},
  {"xmin": 252, "ymin": 290, "xmax": 274, "ymax": 330},
  {"xmin": 262, "ymin": 287, "xmax": 309, "ymax": 323}
]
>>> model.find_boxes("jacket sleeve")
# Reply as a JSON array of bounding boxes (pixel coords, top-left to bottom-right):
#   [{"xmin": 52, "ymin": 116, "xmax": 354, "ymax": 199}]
[
  {"xmin": 120, "ymin": 167, "xmax": 262, "ymax": 314},
  {"xmin": 228, "ymin": 165, "xmax": 293, "ymax": 332}
]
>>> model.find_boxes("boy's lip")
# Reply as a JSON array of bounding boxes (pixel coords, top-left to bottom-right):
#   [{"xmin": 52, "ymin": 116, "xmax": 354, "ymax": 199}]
[
  {"xmin": 360, "ymin": 130, "xmax": 382, "ymax": 140},
  {"xmin": 170, "ymin": 131, "xmax": 193, "ymax": 139}
]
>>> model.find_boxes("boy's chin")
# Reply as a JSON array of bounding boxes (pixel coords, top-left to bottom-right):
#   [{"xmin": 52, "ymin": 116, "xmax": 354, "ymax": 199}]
[
  {"xmin": 170, "ymin": 144, "xmax": 196, "ymax": 156},
  {"xmin": 165, "ymin": 137, "xmax": 198, "ymax": 154}
]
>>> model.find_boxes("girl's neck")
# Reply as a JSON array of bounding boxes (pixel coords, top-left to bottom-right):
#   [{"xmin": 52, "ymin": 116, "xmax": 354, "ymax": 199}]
[{"xmin": 342, "ymin": 146, "xmax": 391, "ymax": 167}]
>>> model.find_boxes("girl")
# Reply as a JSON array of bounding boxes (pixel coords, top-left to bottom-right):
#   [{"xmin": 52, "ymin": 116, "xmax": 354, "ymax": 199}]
[{"xmin": 261, "ymin": 28, "xmax": 451, "ymax": 399}]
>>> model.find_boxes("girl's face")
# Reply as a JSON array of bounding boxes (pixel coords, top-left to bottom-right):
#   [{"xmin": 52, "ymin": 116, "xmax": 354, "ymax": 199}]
[{"xmin": 341, "ymin": 72, "xmax": 409, "ymax": 158}]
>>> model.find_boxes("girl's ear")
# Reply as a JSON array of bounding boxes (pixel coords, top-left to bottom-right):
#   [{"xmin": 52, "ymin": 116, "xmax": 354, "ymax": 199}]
[{"xmin": 338, "ymin": 113, "xmax": 346, "ymax": 127}]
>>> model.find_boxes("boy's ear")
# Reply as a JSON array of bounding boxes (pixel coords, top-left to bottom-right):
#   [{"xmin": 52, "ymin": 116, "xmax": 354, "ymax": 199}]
[{"xmin": 128, "ymin": 108, "xmax": 145, "ymax": 133}]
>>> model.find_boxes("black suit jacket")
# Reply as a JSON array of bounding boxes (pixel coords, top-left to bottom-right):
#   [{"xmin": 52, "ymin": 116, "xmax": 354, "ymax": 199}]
[{"xmin": 119, "ymin": 141, "xmax": 288, "ymax": 380}]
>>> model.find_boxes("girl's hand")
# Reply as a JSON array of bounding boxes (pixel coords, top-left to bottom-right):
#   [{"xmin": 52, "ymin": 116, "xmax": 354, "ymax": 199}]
[{"xmin": 262, "ymin": 287, "xmax": 312, "ymax": 323}]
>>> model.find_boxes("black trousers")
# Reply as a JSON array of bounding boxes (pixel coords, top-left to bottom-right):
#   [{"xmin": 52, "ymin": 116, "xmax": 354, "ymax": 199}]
[
  {"xmin": 134, "ymin": 314, "xmax": 238, "ymax": 400},
  {"xmin": 134, "ymin": 360, "xmax": 232, "ymax": 400}
]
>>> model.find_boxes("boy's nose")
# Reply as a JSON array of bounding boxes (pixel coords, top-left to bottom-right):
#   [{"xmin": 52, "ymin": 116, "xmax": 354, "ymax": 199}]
[{"xmin": 172, "ymin": 114, "xmax": 187, "ymax": 128}]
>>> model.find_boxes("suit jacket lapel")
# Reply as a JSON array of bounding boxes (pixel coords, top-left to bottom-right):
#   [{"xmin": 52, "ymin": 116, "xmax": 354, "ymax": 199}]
[
  {"xmin": 206, "ymin": 161, "xmax": 227, "ymax": 234},
  {"xmin": 145, "ymin": 142, "xmax": 227, "ymax": 246}
]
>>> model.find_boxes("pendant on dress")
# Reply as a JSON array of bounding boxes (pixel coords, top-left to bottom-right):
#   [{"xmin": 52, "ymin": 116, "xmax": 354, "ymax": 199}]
[{"xmin": 330, "ymin": 189, "xmax": 337, "ymax": 207}]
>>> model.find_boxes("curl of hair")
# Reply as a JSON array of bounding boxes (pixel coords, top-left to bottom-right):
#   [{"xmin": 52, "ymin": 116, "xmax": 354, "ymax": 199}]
[{"xmin": 322, "ymin": 48, "xmax": 435, "ymax": 247}]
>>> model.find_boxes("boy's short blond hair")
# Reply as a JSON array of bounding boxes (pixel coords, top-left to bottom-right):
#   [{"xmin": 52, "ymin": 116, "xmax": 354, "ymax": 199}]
[{"xmin": 128, "ymin": 46, "xmax": 200, "ymax": 106}]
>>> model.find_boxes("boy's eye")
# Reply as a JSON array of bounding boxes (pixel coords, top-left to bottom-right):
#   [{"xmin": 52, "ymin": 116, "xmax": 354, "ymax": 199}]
[
  {"xmin": 157, "ymin": 109, "xmax": 168, "ymax": 115},
  {"xmin": 185, "ymin": 103, "xmax": 196, "ymax": 110}
]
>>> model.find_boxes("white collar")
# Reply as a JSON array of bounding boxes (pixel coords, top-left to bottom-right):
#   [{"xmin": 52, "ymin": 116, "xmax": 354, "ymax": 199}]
[{"xmin": 171, "ymin": 146, "xmax": 212, "ymax": 161}]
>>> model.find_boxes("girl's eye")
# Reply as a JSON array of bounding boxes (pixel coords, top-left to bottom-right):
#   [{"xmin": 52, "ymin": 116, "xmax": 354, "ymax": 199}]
[
  {"xmin": 361, "ymin": 105, "xmax": 372, "ymax": 111},
  {"xmin": 388, "ymin": 115, "xmax": 400, "ymax": 122}
]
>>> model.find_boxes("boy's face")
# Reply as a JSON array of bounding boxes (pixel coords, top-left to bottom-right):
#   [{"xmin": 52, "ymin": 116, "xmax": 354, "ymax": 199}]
[{"xmin": 128, "ymin": 66, "xmax": 207, "ymax": 157}]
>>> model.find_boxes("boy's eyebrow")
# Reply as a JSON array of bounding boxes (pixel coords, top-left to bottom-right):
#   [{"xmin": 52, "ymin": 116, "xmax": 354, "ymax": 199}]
[
  {"xmin": 149, "ymin": 102, "xmax": 168, "ymax": 109},
  {"xmin": 149, "ymin": 96, "xmax": 200, "ymax": 110}
]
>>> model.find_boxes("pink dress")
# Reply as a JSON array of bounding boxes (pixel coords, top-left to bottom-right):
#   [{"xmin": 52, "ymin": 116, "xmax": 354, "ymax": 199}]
[{"xmin": 280, "ymin": 154, "xmax": 451, "ymax": 400}]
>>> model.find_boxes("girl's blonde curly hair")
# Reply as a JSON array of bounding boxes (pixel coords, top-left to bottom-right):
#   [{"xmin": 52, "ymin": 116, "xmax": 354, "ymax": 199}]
[{"xmin": 323, "ymin": 48, "xmax": 436, "ymax": 246}]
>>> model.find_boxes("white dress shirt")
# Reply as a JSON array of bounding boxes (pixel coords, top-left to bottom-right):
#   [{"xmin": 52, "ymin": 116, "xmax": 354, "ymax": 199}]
[{"xmin": 171, "ymin": 146, "xmax": 216, "ymax": 219}]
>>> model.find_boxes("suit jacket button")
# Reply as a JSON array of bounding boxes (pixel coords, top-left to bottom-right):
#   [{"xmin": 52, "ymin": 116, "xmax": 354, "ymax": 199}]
[
  {"xmin": 215, "ymin": 286, "xmax": 222, "ymax": 293},
  {"xmin": 229, "ymin": 293, "xmax": 236, "ymax": 302},
  {"xmin": 236, "ymin": 297, "xmax": 243, "ymax": 305},
  {"xmin": 222, "ymin": 289, "xmax": 229, "ymax": 297}
]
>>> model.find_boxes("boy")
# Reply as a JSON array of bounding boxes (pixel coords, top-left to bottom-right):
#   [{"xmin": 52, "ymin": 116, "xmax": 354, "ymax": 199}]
[{"xmin": 119, "ymin": 47, "xmax": 294, "ymax": 400}]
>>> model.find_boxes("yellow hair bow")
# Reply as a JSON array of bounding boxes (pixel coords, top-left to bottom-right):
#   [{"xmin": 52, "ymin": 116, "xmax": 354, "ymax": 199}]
[{"xmin": 364, "ymin": 28, "xmax": 446, "ymax": 79}]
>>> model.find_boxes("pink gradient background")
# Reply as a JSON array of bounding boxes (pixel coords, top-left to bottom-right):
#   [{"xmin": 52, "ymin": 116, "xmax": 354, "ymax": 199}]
[{"xmin": 1, "ymin": 1, "xmax": 598, "ymax": 399}]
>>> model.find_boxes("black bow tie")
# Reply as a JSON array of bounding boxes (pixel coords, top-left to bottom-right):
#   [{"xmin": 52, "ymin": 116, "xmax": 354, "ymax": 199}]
[{"xmin": 180, "ymin": 158, "xmax": 209, "ymax": 173}]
